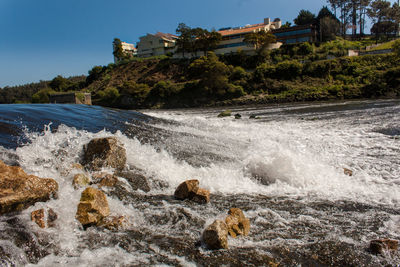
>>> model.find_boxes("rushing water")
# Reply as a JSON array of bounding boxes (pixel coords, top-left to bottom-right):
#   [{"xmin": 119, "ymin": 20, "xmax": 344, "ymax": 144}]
[{"xmin": 0, "ymin": 100, "xmax": 399, "ymax": 266}]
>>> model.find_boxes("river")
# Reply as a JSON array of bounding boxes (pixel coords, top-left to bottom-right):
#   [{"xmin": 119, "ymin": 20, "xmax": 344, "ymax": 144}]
[{"xmin": 0, "ymin": 100, "xmax": 399, "ymax": 266}]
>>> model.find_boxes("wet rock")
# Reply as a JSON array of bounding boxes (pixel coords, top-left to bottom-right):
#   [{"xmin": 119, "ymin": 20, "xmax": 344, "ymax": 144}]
[
  {"xmin": 369, "ymin": 239, "xmax": 398, "ymax": 254},
  {"xmin": 72, "ymin": 173, "xmax": 91, "ymax": 189},
  {"xmin": 218, "ymin": 110, "xmax": 231, "ymax": 117},
  {"xmin": 343, "ymin": 168, "xmax": 353, "ymax": 176},
  {"xmin": 226, "ymin": 208, "xmax": 250, "ymax": 237},
  {"xmin": 76, "ymin": 187, "xmax": 110, "ymax": 227},
  {"xmin": 115, "ymin": 170, "xmax": 151, "ymax": 192},
  {"xmin": 191, "ymin": 188, "xmax": 210, "ymax": 204},
  {"xmin": 91, "ymin": 172, "xmax": 118, "ymax": 188},
  {"xmin": 174, "ymin": 179, "xmax": 199, "ymax": 200},
  {"xmin": 202, "ymin": 220, "xmax": 229, "ymax": 249},
  {"xmin": 31, "ymin": 209, "xmax": 45, "ymax": 228},
  {"xmin": 249, "ymin": 114, "xmax": 256, "ymax": 119},
  {"xmin": 71, "ymin": 163, "xmax": 84, "ymax": 170},
  {"xmin": 234, "ymin": 113, "xmax": 242, "ymax": 119},
  {"xmin": 31, "ymin": 208, "xmax": 58, "ymax": 228},
  {"xmin": 99, "ymin": 215, "xmax": 128, "ymax": 231},
  {"xmin": 81, "ymin": 137, "xmax": 126, "ymax": 171},
  {"xmin": 0, "ymin": 160, "xmax": 58, "ymax": 215},
  {"xmin": 47, "ymin": 208, "xmax": 57, "ymax": 227}
]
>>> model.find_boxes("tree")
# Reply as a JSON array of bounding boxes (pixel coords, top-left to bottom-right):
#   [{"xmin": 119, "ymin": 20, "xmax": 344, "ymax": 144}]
[
  {"xmin": 294, "ymin": 10, "xmax": 316, "ymax": 25},
  {"xmin": 175, "ymin": 23, "xmax": 193, "ymax": 58},
  {"xmin": 393, "ymin": 39, "xmax": 400, "ymax": 57},
  {"xmin": 317, "ymin": 6, "xmax": 341, "ymax": 41},
  {"xmin": 368, "ymin": 0, "xmax": 393, "ymax": 41},
  {"xmin": 112, "ymin": 38, "xmax": 125, "ymax": 62},
  {"xmin": 49, "ymin": 75, "xmax": 71, "ymax": 91},
  {"xmin": 196, "ymin": 30, "xmax": 222, "ymax": 56},
  {"xmin": 243, "ymin": 30, "xmax": 277, "ymax": 55},
  {"xmin": 281, "ymin": 21, "xmax": 292, "ymax": 28},
  {"xmin": 359, "ymin": 0, "xmax": 372, "ymax": 36}
]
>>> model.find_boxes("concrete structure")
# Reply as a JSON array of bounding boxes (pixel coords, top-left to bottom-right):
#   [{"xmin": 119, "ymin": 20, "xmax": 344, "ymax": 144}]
[
  {"xmin": 137, "ymin": 32, "xmax": 178, "ymax": 58},
  {"xmin": 113, "ymin": 41, "xmax": 137, "ymax": 63},
  {"xmin": 272, "ymin": 24, "xmax": 317, "ymax": 44},
  {"xmin": 215, "ymin": 18, "xmax": 283, "ymax": 55},
  {"xmin": 49, "ymin": 93, "xmax": 92, "ymax": 105}
]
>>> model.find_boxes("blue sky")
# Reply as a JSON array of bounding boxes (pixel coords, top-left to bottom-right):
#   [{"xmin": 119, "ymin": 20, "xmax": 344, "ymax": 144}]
[{"xmin": 0, "ymin": 0, "xmax": 395, "ymax": 87}]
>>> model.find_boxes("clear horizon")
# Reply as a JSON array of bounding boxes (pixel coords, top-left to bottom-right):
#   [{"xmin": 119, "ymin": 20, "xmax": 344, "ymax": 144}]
[{"xmin": 0, "ymin": 0, "xmax": 397, "ymax": 87}]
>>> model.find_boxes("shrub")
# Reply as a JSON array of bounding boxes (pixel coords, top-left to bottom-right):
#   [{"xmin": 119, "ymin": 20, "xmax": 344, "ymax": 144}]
[
  {"xmin": 275, "ymin": 60, "xmax": 302, "ymax": 80},
  {"xmin": 32, "ymin": 88, "xmax": 55, "ymax": 103}
]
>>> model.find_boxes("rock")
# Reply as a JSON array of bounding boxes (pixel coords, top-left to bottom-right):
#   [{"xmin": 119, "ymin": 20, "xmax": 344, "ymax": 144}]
[
  {"xmin": 174, "ymin": 179, "xmax": 199, "ymax": 200},
  {"xmin": 343, "ymin": 168, "xmax": 353, "ymax": 176},
  {"xmin": 234, "ymin": 114, "xmax": 242, "ymax": 119},
  {"xmin": 47, "ymin": 208, "xmax": 58, "ymax": 227},
  {"xmin": 249, "ymin": 114, "xmax": 257, "ymax": 119},
  {"xmin": 72, "ymin": 173, "xmax": 91, "ymax": 189},
  {"xmin": 71, "ymin": 163, "xmax": 84, "ymax": 170},
  {"xmin": 31, "ymin": 209, "xmax": 45, "ymax": 228},
  {"xmin": 191, "ymin": 188, "xmax": 210, "ymax": 204},
  {"xmin": 91, "ymin": 172, "xmax": 118, "ymax": 188},
  {"xmin": 202, "ymin": 220, "xmax": 229, "ymax": 250},
  {"xmin": 76, "ymin": 187, "xmax": 110, "ymax": 227},
  {"xmin": 227, "ymin": 208, "xmax": 250, "ymax": 236},
  {"xmin": 81, "ymin": 137, "xmax": 126, "ymax": 171},
  {"xmin": 0, "ymin": 160, "xmax": 58, "ymax": 215},
  {"xmin": 225, "ymin": 215, "xmax": 241, "ymax": 238},
  {"xmin": 99, "ymin": 215, "xmax": 127, "ymax": 231},
  {"xmin": 31, "ymin": 208, "xmax": 58, "ymax": 228},
  {"xmin": 115, "ymin": 171, "xmax": 151, "ymax": 192},
  {"xmin": 369, "ymin": 239, "xmax": 398, "ymax": 254},
  {"xmin": 218, "ymin": 110, "xmax": 231, "ymax": 117}
]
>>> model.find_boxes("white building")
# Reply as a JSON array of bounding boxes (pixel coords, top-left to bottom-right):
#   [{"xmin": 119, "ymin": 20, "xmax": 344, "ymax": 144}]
[{"xmin": 137, "ymin": 32, "xmax": 178, "ymax": 58}]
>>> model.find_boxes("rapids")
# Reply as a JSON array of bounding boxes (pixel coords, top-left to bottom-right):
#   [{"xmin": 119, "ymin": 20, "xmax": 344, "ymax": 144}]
[{"xmin": 0, "ymin": 100, "xmax": 399, "ymax": 266}]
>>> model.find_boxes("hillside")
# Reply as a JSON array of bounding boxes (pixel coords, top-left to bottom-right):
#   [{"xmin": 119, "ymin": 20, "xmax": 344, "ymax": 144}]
[{"xmin": 1, "ymin": 40, "xmax": 399, "ymax": 108}]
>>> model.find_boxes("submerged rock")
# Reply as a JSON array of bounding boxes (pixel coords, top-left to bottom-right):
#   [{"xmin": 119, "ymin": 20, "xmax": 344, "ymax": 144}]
[
  {"xmin": 202, "ymin": 220, "xmax": 229, "ymax": 249},
  {"xmin": 343, "ymin": 168, "xmax": 353, "ymax": 176},
  {"xmin": 218, "ymin": 110, "xmax": 231, "ymax": 117},
  {"xmin": 174, "ymin": 179, "xmax": 199, "ymax": 200},
  {"xmin": 234, "ymin": 113, "xmax": 242, "ymax": 119},
  {"xmin": 91, "ymin": 172, "xmax": 119, "ymax": 188},
  {"xmin": 369, "ymin": 239, "xmax": 398, "ymax": 254},
  {"xmin": 115, "ymin": 170, "xmax": 151, "ymax": 192},
  {"xmin": 31, "ymin": 208, "xmax": 58, "ymax": 228},
  {"xmin": 99, "ymin": 215, "xmax": 128, "ymax": 231},
  {"xmin": 76, "ymin": 187, "xmax": 110, "ymax": 227},
  {"xmin": 72, "ymin": 173, "xmax": 91, "ymax": 189},
  {"xmin": 0, "ymin": 160, "xmax": 58, "ymax": 215},
  {"xmin": 81, "ymin": 137, "xmax": 126, "ymax": 171}
]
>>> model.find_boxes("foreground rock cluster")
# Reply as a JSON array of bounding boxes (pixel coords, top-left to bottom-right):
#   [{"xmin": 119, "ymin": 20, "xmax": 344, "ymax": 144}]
[{"xmin": 1, "ymin": 136, "xmax": 398, "ymax": 260}]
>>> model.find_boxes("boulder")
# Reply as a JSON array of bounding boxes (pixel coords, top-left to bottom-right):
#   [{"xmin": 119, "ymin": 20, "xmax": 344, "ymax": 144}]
[
  {"xmin": 31, "ymin": 208, "xmax": 58, "ymax": 228},
  {"xmin": 0, "ymin": 160, "xmax": 58, "ymax": 215},
  {"xmin": 72, "ymin": 173, "xmax": 91, "ymax": 189},
  {"xmin": 191, "ymin": 188, "xmax": 210, "ymax": 204},
  {"xmin": 174, "ymin": 179, "xmax": 199, "ymax": 200},
  {"xmin": 369, "ymin": 239, "xmax": 398, "ymax": 254},
  {"xmin": 226, "ymin": 208, "xmax": 250, "ymax": 237},
  {"xmin": 234, "ymin": 114, "xmax": 242, "ymax": 119},
  {"xmin": 81, "ymin": 137, "xmax": 126, "ymax": 171},
  {"xmin": 202, "ymin": 220, "xmax": 229, "ymax": 249},
  {"xmin": 76, "ymin": 187, "xmax": 110, "ymax": 227}
]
